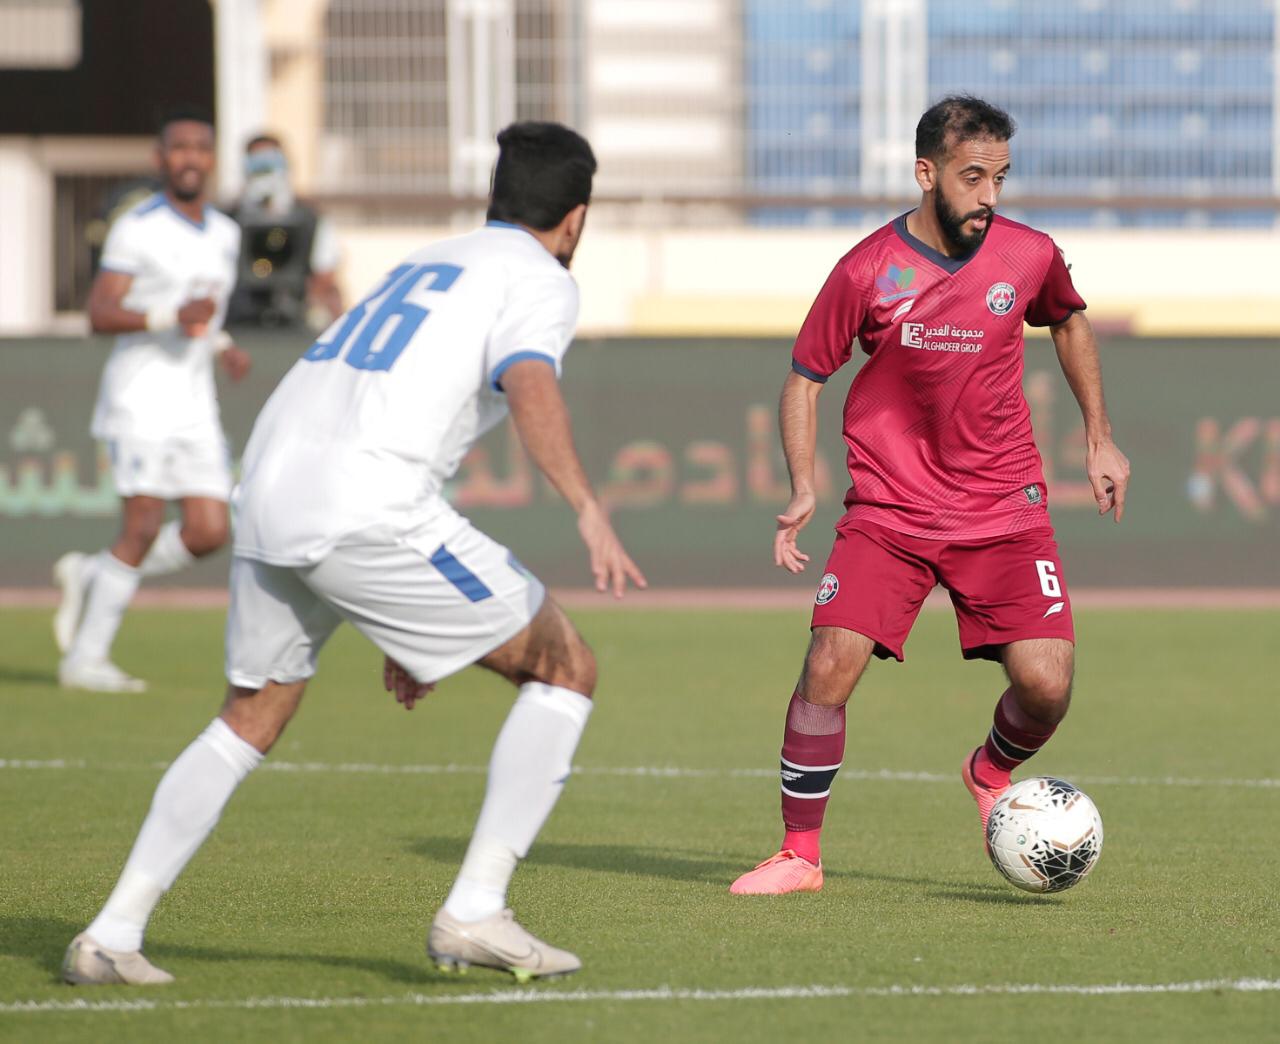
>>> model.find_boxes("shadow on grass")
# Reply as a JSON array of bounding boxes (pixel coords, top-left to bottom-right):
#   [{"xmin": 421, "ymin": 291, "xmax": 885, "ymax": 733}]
[
  {"xmin": 410, "ymin": 835, "xmax": 752, "ymax": 883},
  {"xmin": 927, "ymin": 886, "xmax": 1061, "ymax": 906},
  {"xmin": 155, "ymin": 941, "xmax": 435, "ymax": 986},
  {"xmin": 409, "ymin": 837, "xmax": 1011, "ymax": 898},
  {"xmin": 0, "ymin": 915, "xmax": 82, "ymax": 978},
  {"xmin": 0, "ymin": 666, "xmax": 58, "ymax": 688},
  {"xmin": 0, "ymin": 914, "xmax": 472, "ymax": 988}
]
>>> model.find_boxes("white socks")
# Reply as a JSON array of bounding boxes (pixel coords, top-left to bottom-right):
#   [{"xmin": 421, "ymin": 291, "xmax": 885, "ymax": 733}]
[
  {"xmin": 85, "ymin": 685, "xmax": 592, "ymax": 947},
  {"xmin": 66, "ymin": 526, "xmax": 195, "ymax": 664},
  {"xmin": 139, "ymin": 521, "xmax": 196, "ymax": 577},
  {"xmin": 86, "ymin": 719, "xmax": 262, "ymax": 952},
  {"xmin": 66, "ymin": 552, "xmax": 140, "ymax": 664},
  {"xmin": 443, "ymin": 683, "xmax": 592, "ymax": 923}
]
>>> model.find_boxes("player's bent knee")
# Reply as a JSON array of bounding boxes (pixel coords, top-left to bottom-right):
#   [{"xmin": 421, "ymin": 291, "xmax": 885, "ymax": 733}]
[
  {"xmin": 480, "ymin": 602, "xmax": 597, "ymax": 695},
  {"xmin": 1011, "ymin": 669, "xmax": 1073, "ymax": 724},
  {"xmin": 123, "ymin": 516, "xmax": 164, "ymax": 550},
  {"xmin": 183, "ymin": 521, "xmax": 229, "ymax": 557},
  {"xmin": 218, "ymin": 681, "xmax": 306, "ymax": 754},
  {"xmin": 530, "ymin": 628, "xmax": 596, "ymax": 695},
  {"xmin": 797, "ymin": 629, "xmax": 871, "ymax": 707},
  {"xmin": 798, "ymin": 653, "xmax": 855, "ymax": 707}
]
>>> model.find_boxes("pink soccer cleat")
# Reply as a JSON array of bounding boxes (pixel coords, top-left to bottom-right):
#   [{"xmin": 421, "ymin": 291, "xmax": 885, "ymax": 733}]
[
  {"xmin": 729, "ymin": 849, "xmax": 823, "ymax": 895},
  {"xmin": 962, "ymin": 748, "xmax": 1009, "ymax": 845}
]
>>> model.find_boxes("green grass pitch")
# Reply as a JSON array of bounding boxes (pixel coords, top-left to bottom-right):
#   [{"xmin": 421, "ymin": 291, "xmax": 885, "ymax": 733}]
[{"xmin": 1, "ymin": 605, "xmax": 1277, "ymax": 1042}]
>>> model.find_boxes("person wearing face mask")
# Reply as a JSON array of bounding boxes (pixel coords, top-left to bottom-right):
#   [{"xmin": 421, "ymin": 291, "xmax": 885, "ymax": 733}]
[{"xmin": 225, "ymin": 133, "xmax": 343, "ymax": 330}]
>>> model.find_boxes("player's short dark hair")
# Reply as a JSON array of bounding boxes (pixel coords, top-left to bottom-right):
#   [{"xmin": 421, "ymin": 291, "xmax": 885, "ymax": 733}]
[
  {"xmin": 157, "ymin": 105, "xmax": 214, "ymax": 142},
  {"xmin": 915, "ymin": 95, "xmax": 1015, "ymax": 163},
  {"xmin": 486, "ymin": 122, "xmax": 597, "ymax": 231},
  {"xmin": 246, "ymin": 133, "xmax": 283, "ymax": 153}
]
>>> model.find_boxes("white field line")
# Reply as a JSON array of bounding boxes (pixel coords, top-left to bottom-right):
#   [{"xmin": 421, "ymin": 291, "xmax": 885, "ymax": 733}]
[
  {"xmin": 0, "ymin": 757, "xmax": 1277, "ymax": 789},
  {"xmin": 1, "ymin": 978, "xmax": 1278, "ymax": 1015}
]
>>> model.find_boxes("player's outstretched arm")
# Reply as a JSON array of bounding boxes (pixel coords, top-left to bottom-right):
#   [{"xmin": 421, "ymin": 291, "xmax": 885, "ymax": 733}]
[
  {"xmin": 503, "ymin": 359, "xmax": 647, "ymax": 598},
  {"xmin": 1050, "ymin": 311, "xmax": 1131, "ymax": 522},
  {"xmin": 775, "ymin": 370, "xmax": 824, "ymax": 572}
]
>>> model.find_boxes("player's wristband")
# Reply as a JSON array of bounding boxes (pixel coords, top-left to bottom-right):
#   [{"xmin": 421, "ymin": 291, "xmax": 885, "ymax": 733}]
[
  {"xmin": 213, "ymin": 331, "xmax": 234, "ymax": 355},
  {"xmin": 145, "ymin": 304, "xmax": 178, "ymax": 332}
]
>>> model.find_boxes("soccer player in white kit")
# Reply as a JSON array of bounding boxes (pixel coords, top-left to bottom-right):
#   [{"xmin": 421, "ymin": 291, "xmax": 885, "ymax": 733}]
[
  {"xmin": 54, "ymin": 109, "xmax": 251, "ymax": 693},
  {"xmin": 64, "ymin": 122, "xmax": 645, "ymax": 986}
]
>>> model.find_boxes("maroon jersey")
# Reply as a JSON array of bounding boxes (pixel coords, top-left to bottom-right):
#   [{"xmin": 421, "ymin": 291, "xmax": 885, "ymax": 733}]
[{"xmin": 792, "ymin": 212, "xmax": 1085, "ymax": 540}]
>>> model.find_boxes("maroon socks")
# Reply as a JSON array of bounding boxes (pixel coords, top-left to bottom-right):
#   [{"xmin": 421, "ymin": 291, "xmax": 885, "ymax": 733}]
[
  {"xmin": 973, "ymin": 687, "xmax": 1057, "ymax": 789},
  {"xmin": 779, "ymin": 692, "xmax": 845, "ymax": 864}
]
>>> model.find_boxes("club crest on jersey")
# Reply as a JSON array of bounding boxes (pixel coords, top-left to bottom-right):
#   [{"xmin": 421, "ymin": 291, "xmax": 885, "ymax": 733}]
[
  {"xmin": 986, "ymin": 282, "xmax": 1016, "ymax": 315},
  {"xmin": 815, "ymin": 573, "xmax": 840, "ymax": 605},
  {"xmin": 876, "ymin": 263, "xmax": 918, "ymax": 304}
]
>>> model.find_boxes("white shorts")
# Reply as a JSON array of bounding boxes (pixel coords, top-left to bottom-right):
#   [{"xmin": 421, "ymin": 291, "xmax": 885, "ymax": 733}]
[
  {"xmin": 224, "ymin": 515, "xmax": 546, "ymax": 688},
  {"xmin": 106, "ymin": 433, "xmax": 233, "ymax": 500}
]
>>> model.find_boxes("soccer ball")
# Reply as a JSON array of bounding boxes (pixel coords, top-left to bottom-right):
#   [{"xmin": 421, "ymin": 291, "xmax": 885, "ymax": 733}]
[{"xmin": 985, "ymin": 777, "xmax": 1103, "ymax": 893}]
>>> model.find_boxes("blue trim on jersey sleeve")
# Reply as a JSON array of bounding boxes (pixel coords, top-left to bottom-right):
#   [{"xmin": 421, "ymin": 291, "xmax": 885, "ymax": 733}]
[
  {"xmin": 132, "ymin": 195, "xmax": 166, "ymax": 216},
  {"xmin": 489, "ymin": 351, "xmax": 557, "ymax": 392},
  {"xmin": 429, "ymin": 545, "xmax": 494, "ymax": 602},
  {"xmin": 791, "ymin": 360, "xmax": 829, "ymax": 384},
  {"xmin": 98, "ymin": 263, "xmax": 139, "ymax": 276}
]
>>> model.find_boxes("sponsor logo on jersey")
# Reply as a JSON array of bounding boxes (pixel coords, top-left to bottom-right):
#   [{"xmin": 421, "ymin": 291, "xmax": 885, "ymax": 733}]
[
  {"xmin": 1023, "ymin": 484, "xmax": 1042, "ymax": 505},
  {"xmin": 901, "ymin": 322, "xmax": 984, "ymax": 354},
  {"xmin": 876, "ymin": 263, "xmax": 918, "ymax": 304},
  {"xmin": 815, "ymin": 572, "xmax": 839, "ymax": 605},
  {"xmin": 986, "ymin": 282, "xmax": 1016, "ymax": 315}
]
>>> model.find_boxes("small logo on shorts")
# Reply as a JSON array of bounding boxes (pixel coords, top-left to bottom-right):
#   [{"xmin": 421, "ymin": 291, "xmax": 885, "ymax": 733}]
[
  {"xmin": 986, "ymin": 282, "xmax": 1016, "ymax": 315},
  {"xmin": 1023, "ymin": 484, "xmax": 1042, "ymax": 505},
  {"xmin": 1043, "ymin": 601, "xmax": 1065, "ymax": 618},
  {"xmin": 815, "ymin": 573, "xmax": 839, "ymax": 605}
]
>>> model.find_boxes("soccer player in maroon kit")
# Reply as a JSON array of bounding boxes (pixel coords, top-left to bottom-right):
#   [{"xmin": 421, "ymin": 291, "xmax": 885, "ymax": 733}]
[{"xmin": 730, "ymin": 96, "xmax": 1131, "ymax": 895}]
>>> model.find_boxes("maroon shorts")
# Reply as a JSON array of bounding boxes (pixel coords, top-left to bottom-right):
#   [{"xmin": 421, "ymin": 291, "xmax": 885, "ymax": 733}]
[{"xmin": 810, "ymin": 520, "xmax": 1074, "ymax": 662}]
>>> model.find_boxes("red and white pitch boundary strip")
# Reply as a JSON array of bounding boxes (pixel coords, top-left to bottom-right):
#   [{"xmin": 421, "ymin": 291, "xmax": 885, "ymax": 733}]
[
  {"xmin": 1, "ymin": 978, "xmax": 1278, "ymax": 1014},
  {"xmin": 4, "ymin": 586, "xmax": 1280, "ymax": 610},
  {"xmin": 0, "ymin": 758, "xmax": 1276, "ymax": 789}
]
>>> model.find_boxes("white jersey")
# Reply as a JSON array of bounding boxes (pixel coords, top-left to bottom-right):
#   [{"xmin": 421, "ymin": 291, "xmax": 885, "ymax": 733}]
[
  {"xmin": 233, "ymin": 221, "xmax": 579, "ymax": 565},
  {"xmin": 91, "ymin": 194, "xmax": 240, "ymax": 441}
]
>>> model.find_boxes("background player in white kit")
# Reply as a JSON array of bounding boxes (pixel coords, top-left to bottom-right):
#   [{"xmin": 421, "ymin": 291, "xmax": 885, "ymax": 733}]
[
  {"xmin": 64, "ymin": 122, "xmax": 645, "ymax": 986},
  {"xmin": 54, "ymin": 109, "xmax": 251, "ymax": 693}
]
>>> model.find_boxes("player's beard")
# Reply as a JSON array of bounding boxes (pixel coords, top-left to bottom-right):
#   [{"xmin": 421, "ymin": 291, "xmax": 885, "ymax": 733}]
[
  {"xmin": 934, "ymin": 187, "xmax": 993, "ymax": 255},
  {"xmin": 169, "ymin": 168, "xmax": 206, "ymax": 203}
]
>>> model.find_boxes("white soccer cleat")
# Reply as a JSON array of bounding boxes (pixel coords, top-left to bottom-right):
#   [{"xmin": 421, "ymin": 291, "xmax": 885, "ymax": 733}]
[
  {"xmin": 52, "ymin": 551, "xmax": 89, "ymax": 654},
  {"xmin": 62, "ymin": 933, "xmax": 174, "ymax": 986},
  {"xmin": 427, "ymin": 908, "xmax": 581, "ymax": 982},
  {"xmin": 58, "ymin": 658, "xmax": 147, "ymax": 693}
]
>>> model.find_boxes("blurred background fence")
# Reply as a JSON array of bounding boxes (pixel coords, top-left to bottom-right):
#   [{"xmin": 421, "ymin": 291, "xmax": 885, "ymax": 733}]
[{"xmin": 3, "ymin": 0, "xmax": 1280, "ymax": 335}]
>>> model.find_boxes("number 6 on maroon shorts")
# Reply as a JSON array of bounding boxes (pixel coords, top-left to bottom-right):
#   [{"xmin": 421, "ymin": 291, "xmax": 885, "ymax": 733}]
[{"xmin": 810, "ymin": 521, "xmax": 1074, "ymax": 662}]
